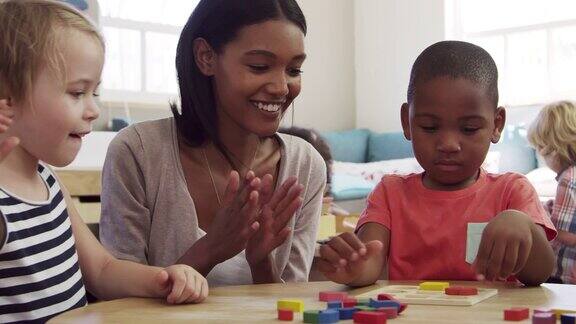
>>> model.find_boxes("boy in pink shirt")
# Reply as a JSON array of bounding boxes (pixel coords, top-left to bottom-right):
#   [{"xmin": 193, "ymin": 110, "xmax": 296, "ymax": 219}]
[{"xmin": 317, "ymin": 41, "xmax": 557, "ymax": 286}]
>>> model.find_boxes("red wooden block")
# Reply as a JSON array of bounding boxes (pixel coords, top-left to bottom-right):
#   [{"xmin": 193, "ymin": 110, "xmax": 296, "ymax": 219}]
[
  {"xmin": 278, "ymin": 309, "xmax": 294, "ymax": 321},
  {"xmin": 444, "ymin": 286, "xmax": 478, "ymax": 296},
  {"xmin": 504, "ymin": 307, "xmax": 529, "ymax": 321},
  {"xmin": 343, "ymin": 298, "xmax": 358, "ymax": 307},
  {"xmin": 376, "ymin": 307, "xmax": 398, "ymax": 319},
  {"xmin": 444, "ymin": 287, "xmax": 461, "ymax": 295},
  {"xmin": 319, "ymin": 291, "xmax": 348, "ymax": 302},
  {"xmin": 353, "ymin": 311, "xmax": 387, "ymax": 324},
  {"xmin": 377, "ymin": 293, "xmax": 395, "ymax": 301},
  {"xmin": 398, "ymin": 303, "xmax": 408, "ymax": 314}
]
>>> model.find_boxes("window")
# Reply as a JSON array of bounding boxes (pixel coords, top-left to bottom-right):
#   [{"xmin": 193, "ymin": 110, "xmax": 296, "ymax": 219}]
[
  {"xmin": 447, "ymin": 0, "xmax": 576, "ymax": 107},
  {"xmin": 98, "ymin": 0, "xmax": 199, "ymax": 105}
]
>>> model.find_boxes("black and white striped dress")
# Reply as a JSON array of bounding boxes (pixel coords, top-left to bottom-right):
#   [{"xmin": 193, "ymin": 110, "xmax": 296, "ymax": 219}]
[{"xmin": 0, "ymin": 164, "xmax": 87, "ymax": 323}]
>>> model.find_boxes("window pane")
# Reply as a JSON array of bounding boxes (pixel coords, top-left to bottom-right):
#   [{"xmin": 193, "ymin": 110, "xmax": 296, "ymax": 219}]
[
  {"xmin": 551, "ymin": 26, "xmax": 576, "ymax": 95},
  {"xmin": 102, "ymin": 27, "xmax": 141, "ymax": 91},
  {"xmin": 460, "ymin": 0, "xmax": 576, "ymax": 33},
  {"xmin": 506, "ymin": 30, "xmax": 548, "ymax": 105},
  {"xmin": 145, "ymin": 32, "xmax": 178, "ymax": 93},
  {"xmin": 99, "ymin": 0, "xmax": 198, "ymax": 26}
]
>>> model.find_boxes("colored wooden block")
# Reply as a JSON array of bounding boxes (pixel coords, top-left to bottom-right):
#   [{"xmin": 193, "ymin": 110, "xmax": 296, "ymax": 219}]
[
  {"xmin": 445, "ymin": 286, "xmax": 478, "ymax": 296},
  {"xmin": 339, "ymin": 307, "xmax": 358, "ymax": 320},
  {"xmin": 561, "ymin": 314, "xmax": 576, "ymax": 324},
  {"xmin": 327, "ymin": 301, "xmax": 342, "ymax": 309},
  {"xmin": 534, "ymin": 308, "xmax": 552, "ymax": 314},
  {"xmin": 504, "ymin": 307, "xmax": 529, "ymax": 321},
  {"xmin": 319, "ymin": 291, "xmax": 348, "ymax": 302},
  {"xmin": 398, "ymin": 303, "xmax": 408, "ymax": 314},
  {"xmin": 277, "ymin": 299, "xmax": 304, "ymax": 312},
  {"xmin": 318, "ymin": 309, "xmax": 340, "ymax": 323},
  {"xmin": 353, "ymin": 311, "xmax": 387, "ymax": 324},
  {"xmin": 278, "ymin": 309, "xmax": 294, "ymax": 321},
  {"xmin": 369, "ymin": 299, "xmax": 400, "ymax": 311},
  {"xmin": 532, "ymin": 312, "xmax": 556, "ymax": 324},
  {"xmin": 419, "ymin": 281, "xmax": 450, "ymax": 291},
  {"xmin": 376, "ymin": 307, "xmax": 398, "ymax": 319},
  {"xmin": 377, "ymin": 293, "xmax": 394, "ymax": 301},
  {"xmin": 355, "ymin": 305, "xmax": 376, "ymax": 312},
  {"xmin": 303, "ymin": 310, "xmax": 320, "ymax": 323},
  {"xmin": 554, "ymin": 309, "xmax": 576, "ymax": 319},
  {"xmin": 357, "ymin": 298, "xmax": 371, "ymax": 306},
  {"xmin": 343, "ymin": 298, "xmax": 358, "ymax": 307}
]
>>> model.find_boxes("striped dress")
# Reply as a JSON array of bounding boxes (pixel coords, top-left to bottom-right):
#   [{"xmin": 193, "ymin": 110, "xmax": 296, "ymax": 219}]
[{"xmin": 0, "ymin": 164, "xmax": 87, "ymax": 323}]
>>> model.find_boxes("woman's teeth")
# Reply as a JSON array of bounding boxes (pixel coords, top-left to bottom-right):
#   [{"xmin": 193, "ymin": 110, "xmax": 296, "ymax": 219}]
[{"xmin": 253, "ymin": 101, "xmax": 282, "ymax": 112}]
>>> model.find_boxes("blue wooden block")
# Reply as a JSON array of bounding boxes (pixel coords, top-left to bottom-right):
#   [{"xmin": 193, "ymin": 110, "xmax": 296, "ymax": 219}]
[
  {"xmin": 327, "ymin": 301, "xmax": 342, "ymax": 309},
  {"xmin": 562, "ymin": 314, "xmax": 576, "ymax": 324},
  {"xmin": 318, "ymin": 309, "xmax": 339, "ymax": 323},
  {"xmin": 369, "ymin": 298, "xmax": 400, "ymax": 310},
  {"xmin": 339, "ymin": 307, "xmax": 357, "ymax": 320}
]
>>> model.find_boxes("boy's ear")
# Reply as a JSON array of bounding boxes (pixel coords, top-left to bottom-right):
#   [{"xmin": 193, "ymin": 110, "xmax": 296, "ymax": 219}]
[
  {"xmin": 491, "ymin": 106, "xmax": 506, "ymax": 143},
  {"xmin": 193, "ymin": 38, "xmax": 217, "ymax": 76},
  {"xmin": 401, "ymin": 103, "xmax": 412, "ymax": 141}
]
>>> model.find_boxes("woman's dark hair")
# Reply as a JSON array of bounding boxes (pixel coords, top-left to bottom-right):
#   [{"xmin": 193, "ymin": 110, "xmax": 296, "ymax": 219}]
[{"xmin": 170, "ymin": 0, "xmax": 307, "ymax": 168}]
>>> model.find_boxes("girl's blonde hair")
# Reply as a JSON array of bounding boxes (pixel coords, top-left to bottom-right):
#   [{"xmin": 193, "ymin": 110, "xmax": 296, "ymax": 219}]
[
  {"xmin": 528, "ymin": 100, "xmax": 576, "ymax": 166},
  {"xmin": 0, "ymin": 0, "xmax": 105, "ymax": 104}
]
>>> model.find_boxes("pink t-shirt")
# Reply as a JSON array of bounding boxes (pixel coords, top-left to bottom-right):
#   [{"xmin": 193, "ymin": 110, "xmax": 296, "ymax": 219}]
[{"xmin": 357, "ymin": 170, "xmax": 557, "ymax": 281}]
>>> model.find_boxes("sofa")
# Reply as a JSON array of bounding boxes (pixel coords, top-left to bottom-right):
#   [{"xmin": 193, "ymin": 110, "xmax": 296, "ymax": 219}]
[{"xmin": 322, "ymin": 125, "xmax": 555, "ymax": 211}]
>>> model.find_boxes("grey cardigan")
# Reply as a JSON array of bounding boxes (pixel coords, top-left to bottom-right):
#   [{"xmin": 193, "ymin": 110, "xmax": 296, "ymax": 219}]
[{"xmin": 99, "ymin": 118, "xmax": 326, "ymax": 285}]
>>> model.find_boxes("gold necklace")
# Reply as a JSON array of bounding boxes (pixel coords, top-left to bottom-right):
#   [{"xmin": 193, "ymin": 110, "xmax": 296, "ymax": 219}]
[{"xmin": 202, "ymin": 139, "xmax": 261, "ymax": 205}]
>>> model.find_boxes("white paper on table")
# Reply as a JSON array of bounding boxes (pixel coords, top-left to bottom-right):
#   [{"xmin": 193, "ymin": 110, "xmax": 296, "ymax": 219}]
[{"xmin": 466, "ymin": 222, "xmax": 488, "ymax": 264}]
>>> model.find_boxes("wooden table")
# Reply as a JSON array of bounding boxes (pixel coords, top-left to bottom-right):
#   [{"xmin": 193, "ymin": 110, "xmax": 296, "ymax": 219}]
[{"xmin": 49, "ymin": 281, "xmax": 576, "ymax": 323}]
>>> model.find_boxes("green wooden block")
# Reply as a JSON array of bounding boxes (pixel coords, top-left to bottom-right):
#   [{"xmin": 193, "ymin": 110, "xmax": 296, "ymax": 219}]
[
  {"xmin": 355, "ymin": 305, "xmax": 376, "ymax": 312},
  {"xmin": 303, "ymin": 310, "xmax": 320, "ymax": 323},
  {"xmin": 357, "ymin": 298, "xmax": 371, "ymax": 306}
]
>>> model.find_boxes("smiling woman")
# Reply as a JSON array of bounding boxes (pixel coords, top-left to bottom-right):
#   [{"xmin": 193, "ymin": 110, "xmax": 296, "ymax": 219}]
[{"xmin": 99, "ymin": 0, "xmax": 327, "ymax": 287}]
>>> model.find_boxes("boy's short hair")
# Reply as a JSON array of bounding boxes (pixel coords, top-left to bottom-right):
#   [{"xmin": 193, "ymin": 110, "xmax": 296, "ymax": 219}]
[
  {"xmin": 407, "ymin": 40, "xmax": 499, "ymax": 107},
  {"xmin": 0, "ymin": 0, "xmax": 104, "ymax": 105},
  {"xmin": 528, "ymin": 100, "xmax": 576, "ymax": 166}
]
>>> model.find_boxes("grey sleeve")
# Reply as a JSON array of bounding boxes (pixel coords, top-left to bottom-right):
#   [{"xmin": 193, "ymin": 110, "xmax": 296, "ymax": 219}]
[
  {"xmin": 99, "ymin": 128, "xmax": 151, "ymax": 264},
  {"xmin": 281, "ymin": 152, "xmax": 326, "ymax": 282}
]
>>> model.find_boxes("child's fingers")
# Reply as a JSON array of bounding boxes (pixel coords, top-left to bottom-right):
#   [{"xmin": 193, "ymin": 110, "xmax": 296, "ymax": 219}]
[
  {"xmin": 167, "ymin": 272, "xmax": 187, "ymax": 304},
  {"xmin": 513, "ymin": 239, "xmax": 531, "ymax": 275},
  {"xmin": 178, "ymin": 271, "xmax": 200, "ymax": 304},
  {"xmin": 486, "ymin": 241, "xmax": 505, "ymax": 281},
  {"xmin": 272, "ymin": 197, "xmax": 302, "ymax": 233},
  {"xmin": 274, "ymin": 183, "xmax": 303, "ymax": 215},
  {"xmin": 473, "ymin": 232, "xmax": 494, "ymax": 278},
  {"xmin": 259, "ymin": 174, "xmax": 274, "ymax": 204},
  {"xmin": 316, "ymin": 258, "xmax": 338, "ymax": 274},
  {"xmin": 271, "ymin": 226, "xmax": 291, "ymax": 250},
  {"xmin": 239, "ymin": 190, "xmax": 261, "ymax": 229},
  {"xmin": 327, "ymin": 236, "xmax": 360, "ymax": 262},
  {"xmin": 195, "ymin": 279, "xmax": 209, "ymax": 303},
  {"xmin": 339, "ymin": 232, "xmax": 367, "ymax": 256},
  {"xmin": 319, "ymin": 243, "xmax": 347, "ymax": 267},
  {"xmin": 499, "ymin": 241, "xmax": 519, "ymax": 279},
  {"xmin": 155, "ymin": 269, "xmax": 170, "ymax": 290}
]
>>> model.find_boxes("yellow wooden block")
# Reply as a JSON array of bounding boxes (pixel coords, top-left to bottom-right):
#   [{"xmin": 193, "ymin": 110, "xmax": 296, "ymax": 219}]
[
  {"xmin": 552, "ymin": 308, "xmax": 576, "ymax": 319},
  {"xmin": 316, "ymin": 214, "xmax": 336, "ymax": 241},
  {"xmin": 419, "ymin": 282, "xmax": 450, "ymax": 291},
  {"xmin": 277, "ymin": 299, "xmax": 304, "ymax": 312}
]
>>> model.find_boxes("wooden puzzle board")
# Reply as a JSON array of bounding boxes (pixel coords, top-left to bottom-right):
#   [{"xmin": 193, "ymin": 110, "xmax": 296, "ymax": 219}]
[{"xmin": 355, "ymin": 285, "xmax": 498, "ymax": 306}]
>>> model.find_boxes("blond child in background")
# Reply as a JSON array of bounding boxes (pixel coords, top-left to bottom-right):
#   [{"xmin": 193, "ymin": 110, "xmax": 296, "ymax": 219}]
[
  {"xmin": 317, "ymin": 41, "xmax": 556, "ymax": 287},
  {"xmin": 528, "ymin": 101, "xmax": 576, "ymax": 284},
  {"xmin": 0, "ymin": 1, "xmax": 207, "ymax": 322}
]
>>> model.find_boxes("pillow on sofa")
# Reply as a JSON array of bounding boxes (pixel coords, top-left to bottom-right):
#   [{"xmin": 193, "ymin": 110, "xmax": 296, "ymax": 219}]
[
  {"xmin": 331, "ymin": 173, "xmax": 375, "ymax": 201},
  {"xmin": 367, "ymin": 131, "xmax": 413, "ymax": 162},
  {"xmin": 322, "ymin": 129, "xmax": 370, "ymax": 163}
]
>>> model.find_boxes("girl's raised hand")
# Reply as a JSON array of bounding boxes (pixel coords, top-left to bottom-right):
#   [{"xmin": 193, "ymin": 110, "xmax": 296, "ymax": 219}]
[
  {"xmin": 155, "ymin": 264, "xmax": 209, "ymax": 304},
  {"xmin": 0, "ymin": 99, "xmax": 19, "ymax": 162}
]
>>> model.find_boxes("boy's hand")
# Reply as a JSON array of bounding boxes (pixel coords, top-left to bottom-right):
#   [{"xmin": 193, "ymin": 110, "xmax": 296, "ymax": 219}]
[
  {"xmin": 0, "ymin": 99, "xmax": 19, "ymax": 162},
  {"xmin": 155, "ymin": 265, "xmax": 209, "ymax": 304},
  {"xmin": 473, "ymin": 210, "xmax": 534, "ymax": 281},
  {"xmin": 316, "ymin": 232, "xmax": 383, "ymax": 284}
]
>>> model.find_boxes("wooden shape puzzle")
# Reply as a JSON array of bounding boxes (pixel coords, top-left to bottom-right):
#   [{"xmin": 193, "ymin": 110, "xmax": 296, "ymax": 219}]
[{"xmin": 355, "ymin": 285, "xmax": 497, "ymax": 306}]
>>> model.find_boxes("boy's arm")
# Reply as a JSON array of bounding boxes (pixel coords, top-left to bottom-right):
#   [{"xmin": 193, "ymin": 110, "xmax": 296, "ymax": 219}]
[
  {"xmin": 556, "ymin": 230, "xmax": 576, "ymax": 247},
  {"xmin": 515, "ymin": 217, "xmax": 555, "ymax": 285}
]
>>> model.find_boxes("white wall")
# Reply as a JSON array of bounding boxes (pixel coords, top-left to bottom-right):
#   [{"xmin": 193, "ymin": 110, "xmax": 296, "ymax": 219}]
[
  {"xmin": 354, "ymin": 0, "xmax": 446, "ymax": 132},
  {"xmin": 291, "ymin": 0, "xmax": 356, "ymax": 131}
]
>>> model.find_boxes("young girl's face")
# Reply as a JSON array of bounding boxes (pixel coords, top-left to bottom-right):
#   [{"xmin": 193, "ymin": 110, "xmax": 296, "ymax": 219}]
[
  {"xmin": 210, "ymin": 19, "xmax": 306, "ymax": 136},
  {"xmin": 542, "ymin": 152, "xmax": 566, "ymax": 174},
  {"xmin": 401, "ymin": 77, "xmax": 505, "ymax": 190},
  {"xmin": 11, "ymin": 29, "xmax": 103, "ymax": 167}
]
